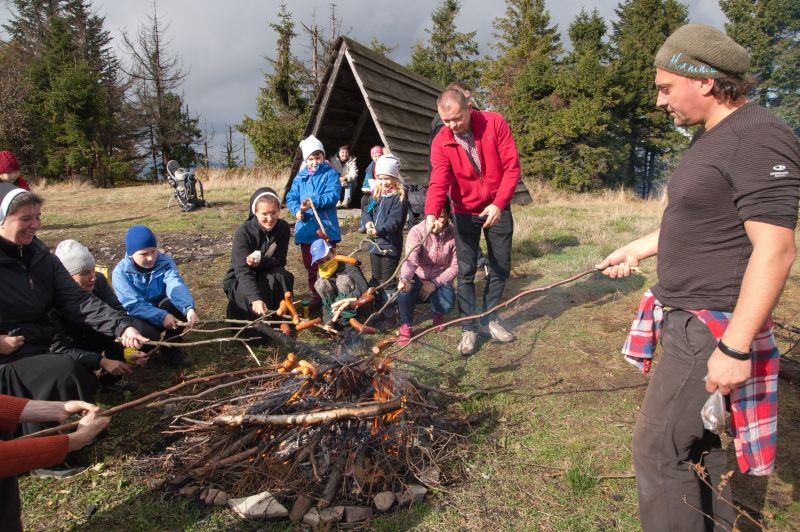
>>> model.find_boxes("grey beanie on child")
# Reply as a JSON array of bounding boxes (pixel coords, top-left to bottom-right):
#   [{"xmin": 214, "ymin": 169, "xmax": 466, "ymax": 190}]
[
  {"xmin": 654, "ymin": 23, "xmax": 749, "ymax": 79},
  {"xmin": 55, "ymin": 239, "xmax": 96, "ymax": 275}
]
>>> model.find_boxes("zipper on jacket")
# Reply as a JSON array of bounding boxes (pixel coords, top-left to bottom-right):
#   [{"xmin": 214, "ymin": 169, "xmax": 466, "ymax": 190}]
[{"xmin": 18, "ymin": 244, "xmax": 34, "ymax": 290}]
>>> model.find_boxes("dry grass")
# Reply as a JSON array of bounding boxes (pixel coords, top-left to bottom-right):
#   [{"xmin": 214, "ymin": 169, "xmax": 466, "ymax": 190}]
[{"xmin": 17, "ymin": 171, "xmax": 800, "ymax": 531}]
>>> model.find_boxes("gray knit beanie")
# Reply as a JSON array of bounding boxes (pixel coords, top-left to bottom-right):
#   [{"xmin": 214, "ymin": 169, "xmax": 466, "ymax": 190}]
[
  {"xmin": 654, "ymin": 23, "xmax": 749, "ymax": 79},
  {"xmin": 55, "ymin": 239, "xmax": 95, "ymax": 275}
]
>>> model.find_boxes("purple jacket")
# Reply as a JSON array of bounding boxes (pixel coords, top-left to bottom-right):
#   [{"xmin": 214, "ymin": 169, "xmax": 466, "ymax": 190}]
[{"xmin": 399, "ymin": 221, "xmax": 458, "ymax": 286}]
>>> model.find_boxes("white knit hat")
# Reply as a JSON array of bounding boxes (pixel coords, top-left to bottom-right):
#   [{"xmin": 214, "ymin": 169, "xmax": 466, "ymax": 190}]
[
  {"xmin": 55, "ymin": 239, "xmax": 96, "ymax": 275},
  {"xmin": 375, "ymin": 154, "xmax": 402, "ymax": 180},
  {"xmin": 300, "ymin": 135, "xmax": 325, "ymax": 160}
]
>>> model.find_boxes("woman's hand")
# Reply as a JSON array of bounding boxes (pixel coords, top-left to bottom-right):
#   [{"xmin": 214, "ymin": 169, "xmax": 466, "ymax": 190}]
[
  {"xmin": 67, "ymin": 411, "xmax": 111, "ymax": 452},
  {"xmin": 99, "ymin": 358, "xmax": 133, "ymax": 376},
  {"xmin": 245, "ymin": 255, "xmax": 259, "ymax": 267},
  {"xmin": 125, "ymin": 351, "xmax": 149, "ymax": 366},
  {"xmin": 251, "ymin": 300, "xmax": 268, "ymax": 316},
  {"xmin": 397, "ymin": 278, "xmax": 412, "ymax": 293},
  {"xmin": 419, "ymin": 280, "xmax": 436, "ymax": 300},
  {"xmin": 120, "ymin": 327, "xmax": 148, "ymax": 349},
  {"xmin": 0, "ymin": 334, "xmax": 24, "ymax": 355},
  {"xmin": 185, "ymin": 309, "xmax": 200, "ymax": 328}
]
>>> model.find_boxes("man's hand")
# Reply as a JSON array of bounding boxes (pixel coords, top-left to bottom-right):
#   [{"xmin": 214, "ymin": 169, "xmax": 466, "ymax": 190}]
[
  {"xmin": 251, "ymin": 300, "xmax": 268, "ymax": 316},
  {"xmin": 120, "ymin": 327, "xmax": 148, "ymax": 349},
  {"xmin": 425, "ymin": 214, "xmax": 437, "ymax": 234},
  {"xmin": 706, "ymin": 348, "xmax": 752, "ymax": 395},
  {"xmin": 479, "ymin": 204, "xmax": 501, "ymax": 228},
  {"xmin": 0, "ymin": 334, "xmax": 24, "ymax": 355},
  {"xmin": 595, "ymin": 249, "xmax": 640, "ymax": 278},
  {"xmin": 68, "ymin": 411, "xmax": 111, "ymax": 452},
  {"xmin": 162, "ymin": 314, "xmax": 178, "ymax": 330},
  {"xmin": 419, "ymin": 280, "xmax": 436, "ymax": 301},
  {"xmin": 100, "ymin": 358, "xmax": 133, "ymax": 376},
  {"xmin": 186, "ymin": 309, "xmax": 200, "ymax": 328}
]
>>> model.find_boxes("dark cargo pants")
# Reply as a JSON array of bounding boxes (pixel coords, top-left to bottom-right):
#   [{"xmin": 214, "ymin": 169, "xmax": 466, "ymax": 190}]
[{"xmin": 633, "ymin": 309, "xmax": 736, "ymax": 531}]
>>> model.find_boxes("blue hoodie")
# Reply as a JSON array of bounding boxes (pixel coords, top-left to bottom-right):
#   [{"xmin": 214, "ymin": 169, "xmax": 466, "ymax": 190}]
[
  {"xmin": 112, "ymin": 252, "xmax": 195, "ymax": 327},
  {"xmin": 285, "ymin": 161, "xmax": 342, "ymax": 244}
]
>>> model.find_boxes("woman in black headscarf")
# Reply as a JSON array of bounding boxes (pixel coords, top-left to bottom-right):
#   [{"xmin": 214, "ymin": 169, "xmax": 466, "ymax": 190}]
[
  {"xmin": 223, "ymin": 187, "xmax": 294, "ymax": 319},
  {"xmin": 0, "ymin": 184, "xmax": 146, "ymax": 433}
]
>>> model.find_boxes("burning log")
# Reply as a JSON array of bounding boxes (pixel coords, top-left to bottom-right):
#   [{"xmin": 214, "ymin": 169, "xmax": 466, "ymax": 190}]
[{"xmin": 212, "ymin": 396, "xmax": 403, "ymax": 428}]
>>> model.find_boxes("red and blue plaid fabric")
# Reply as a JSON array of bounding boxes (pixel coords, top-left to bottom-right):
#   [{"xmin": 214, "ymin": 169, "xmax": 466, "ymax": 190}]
[{"xmin": 622, "ymin": 289, "xmax": 779, "ymax": 476}]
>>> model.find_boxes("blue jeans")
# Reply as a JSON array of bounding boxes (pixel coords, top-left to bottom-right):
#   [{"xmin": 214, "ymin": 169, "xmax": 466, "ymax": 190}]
[{"xmin": 397, "ymin": 276, "xmax": 455, "ymax": 326}]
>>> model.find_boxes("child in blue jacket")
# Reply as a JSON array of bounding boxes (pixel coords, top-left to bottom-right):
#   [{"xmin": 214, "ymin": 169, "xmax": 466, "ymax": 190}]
[
  {"xmin": 112, "ymin": 225, "xmax": 199, "ymax": 365},
  {"xmin": 285, "ymin": 135, "xmax": 341, "ymax": 306},
  {"xmin": 362, "ymin": 154, "xmax": 408, "ymax": 315}
]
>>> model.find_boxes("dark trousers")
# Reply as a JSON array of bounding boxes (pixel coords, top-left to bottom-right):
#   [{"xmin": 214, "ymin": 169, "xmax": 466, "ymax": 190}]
[
  {"xmin": 135, "ymin": 299, "xmax": 187, "ymax": 342},
  {"xmin": 370, "ymin": 252, "xmax": 399, "ymax": 293},
  {"xmin": 397, "ymin": 276, "xmax": 456, "ymax": 326},
  {"xmin": 0, "ymin": 474, "xmax": 21, "ymax": 532},
  {"xmin": 0, "ymin": 354, "xmax": 97, "ymax": 435},
  {"xmin": 452, "ymin": 209, "xmax": 513, "ymax": 331},
  {"xmin": 633, "ymin": 310, "xmax": 736, "ymax": 531},
  {"xmin": 225, "ymin": 267, "xmax": 294, "ymax": 320},
  {"xmin": 300, "ymin": 243, "xmax": 320, "ymax": 302}
]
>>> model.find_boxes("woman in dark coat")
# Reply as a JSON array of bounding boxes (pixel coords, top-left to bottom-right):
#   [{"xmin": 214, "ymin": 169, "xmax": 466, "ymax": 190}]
[
  {"xmin": 0, "ymin": 184, "xmax": 146, "ymax": 433},
  {"xmin": 223, "ymin": 187, "xmax": 294, "ymax": 319}
]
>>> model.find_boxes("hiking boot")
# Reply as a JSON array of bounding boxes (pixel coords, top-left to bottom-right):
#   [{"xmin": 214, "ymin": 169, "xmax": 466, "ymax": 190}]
[
  {"xmin": 397, "ymin": 324, "xmax": 412, "ymax": 347},
  {"xmin": 432, "ymin": 313, "xmax": 445, "ymax": 331},
  {"xmin": 165, "ymin": 347, "xmax": 193, "ymax": 367},
  {"xmin": 105, "ymin": 379, "xmax": 139, "ymax": 394},
  {"xmin": 481, "ymin": 320, "xmax": 515, "ymax": 343},
  {"xmin": 458, "ymin": 330, "xmax": 478, "ymax": 356}
]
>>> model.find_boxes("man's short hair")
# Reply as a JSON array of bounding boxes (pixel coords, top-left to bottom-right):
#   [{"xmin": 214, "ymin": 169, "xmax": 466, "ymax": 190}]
[
  {"xmin": 437, "ymin": 89, "xmax": 468, "ymax": 110},
  {"xmin": 710, "ymin": 74, "xmax": 756, "ymax": 104},
  {"xmin": 444, "ymin": 82, "xmax": 471, "ymax": 95}
]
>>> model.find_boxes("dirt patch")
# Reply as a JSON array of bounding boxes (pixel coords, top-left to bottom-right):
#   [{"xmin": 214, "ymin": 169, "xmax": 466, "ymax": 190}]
[{"xmin": 82, "ymin": 231, "xmax": 234, "ymax": 267}]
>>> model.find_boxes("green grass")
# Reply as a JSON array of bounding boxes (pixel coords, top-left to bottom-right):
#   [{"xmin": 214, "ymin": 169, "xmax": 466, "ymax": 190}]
[{"xmin": 16, "ymin": 176, "xmax": 800, "ymax": 530}]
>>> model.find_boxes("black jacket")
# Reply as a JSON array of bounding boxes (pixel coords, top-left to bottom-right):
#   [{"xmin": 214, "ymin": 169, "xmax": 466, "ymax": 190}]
[
  {"xmin": 362, "ymin": 193, "xmax": 408, "ymax": 257},
  {"xmin": 0, "ymin": 237, "xmax": 132, "ymax": 363},
  {"xmin": 223, "ymin": 217, "xmax": 291, "ymax": 306},
  {"xmin": 49, "ymin": 272, "xmax": 126, "ymax": 370}
]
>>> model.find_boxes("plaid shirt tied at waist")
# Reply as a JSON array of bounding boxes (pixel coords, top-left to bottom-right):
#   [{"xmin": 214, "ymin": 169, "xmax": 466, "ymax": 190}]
[{"xmin": 622, "ymin": 289, "xmax": 780, "ymax": 476}]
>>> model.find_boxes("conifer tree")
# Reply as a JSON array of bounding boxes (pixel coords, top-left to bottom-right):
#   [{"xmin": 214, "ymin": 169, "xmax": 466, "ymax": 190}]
[
  {"xmin": 240, "ymin": 2, "xmax": 308, "ymax": 166},
  {"xmin": 720, "ymin": 0, "xmax": 800, "ymax": 133},
  {"xmin": 408, "ymin": 0, "xmax": 480, "ymax": 88},
  {"xmin": 608, "ymin": 0, "xmax": 688, "ymax": 188}
]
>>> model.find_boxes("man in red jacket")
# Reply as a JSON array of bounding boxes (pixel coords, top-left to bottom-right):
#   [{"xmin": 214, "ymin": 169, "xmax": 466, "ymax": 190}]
[{"xmin": 425, "ymin": 89, "xmax": 521, "ymax": 355}]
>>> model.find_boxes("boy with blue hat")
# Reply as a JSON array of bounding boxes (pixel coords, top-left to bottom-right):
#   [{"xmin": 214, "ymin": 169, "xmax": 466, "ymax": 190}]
[
  {"xmin": 310, "ymin": 238, "xmax": 369, "ymax": 327},
  {"xmin": 112, "ymin": 225, "xmax": 200, "ymax": 365}
]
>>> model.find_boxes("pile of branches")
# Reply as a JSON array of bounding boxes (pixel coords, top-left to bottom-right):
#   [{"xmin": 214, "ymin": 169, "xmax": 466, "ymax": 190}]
[{"xmin": 138, "ymin": 326, "xmax": 476, "ymax": 521}]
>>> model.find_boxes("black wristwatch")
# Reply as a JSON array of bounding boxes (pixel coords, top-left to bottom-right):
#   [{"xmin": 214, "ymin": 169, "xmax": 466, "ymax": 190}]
[{"xmin": 717, "ymin": 339, "xmax": 751, "ymax": 361}]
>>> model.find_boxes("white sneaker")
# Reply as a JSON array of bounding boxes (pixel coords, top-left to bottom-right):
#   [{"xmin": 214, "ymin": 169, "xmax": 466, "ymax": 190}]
[
  {"xmin": 458, "ymin": 330, "xmax": 478, "ymax": 356},
  {"xmin": 482, "ymin": 320, "xmax": 515, "ymax": 343}
]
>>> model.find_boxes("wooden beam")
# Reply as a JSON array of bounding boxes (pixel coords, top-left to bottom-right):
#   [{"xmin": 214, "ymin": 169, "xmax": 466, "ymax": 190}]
[
  {"xmin": 312, "ymin": 45, "xmax": 347, "ymax": 136},
  {"xmin": 349, "ymin": 107, "xmax": 370, "ymax": 151}
]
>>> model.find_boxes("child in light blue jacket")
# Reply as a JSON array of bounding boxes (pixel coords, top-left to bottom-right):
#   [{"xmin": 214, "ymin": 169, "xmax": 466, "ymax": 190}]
[
  {"xmin": 285, "ymin": 135, "xmax": 341, "ymax": 306},
  {"xmin": 112, "ymin": 225, "xmax": 199, "ymax": 364}
]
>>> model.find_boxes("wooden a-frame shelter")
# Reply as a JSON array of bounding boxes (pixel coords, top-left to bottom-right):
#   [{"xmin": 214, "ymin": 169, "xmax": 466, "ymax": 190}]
[{"xmin": 285, "ymin": 36, "xmax": 531, "ymax": 206}]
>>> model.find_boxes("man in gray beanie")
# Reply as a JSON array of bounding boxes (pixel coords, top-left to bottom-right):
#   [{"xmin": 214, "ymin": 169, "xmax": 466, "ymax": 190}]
[{"xmin": 597, "ymin": 23, "xmax": 800, "ymax": 530}]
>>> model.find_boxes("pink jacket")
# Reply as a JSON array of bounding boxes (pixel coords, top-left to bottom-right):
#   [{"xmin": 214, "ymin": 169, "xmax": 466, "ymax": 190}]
[
  {"xmin": 425, "ymin": 110, "xmax": 521, "ymax": 217},
  {"xmin": 400, "ymin": 222, "xmax": 458, "ymax": 286}
]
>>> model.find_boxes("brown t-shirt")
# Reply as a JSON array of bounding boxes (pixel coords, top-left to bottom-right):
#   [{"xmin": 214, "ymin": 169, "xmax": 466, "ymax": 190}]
[{"xmin": 653, "ymin": 102, "xmax": 800, "ymax": 311}]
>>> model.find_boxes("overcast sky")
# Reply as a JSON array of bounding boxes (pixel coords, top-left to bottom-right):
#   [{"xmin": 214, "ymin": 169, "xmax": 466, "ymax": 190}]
[{"xmin": 0, "ymin": 1, "xmax": 726, "ymax": 165}]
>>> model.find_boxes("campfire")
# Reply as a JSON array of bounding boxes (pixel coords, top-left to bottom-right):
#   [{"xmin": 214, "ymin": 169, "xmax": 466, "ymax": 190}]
[{"xmin": 142, "ymin": 324, "xmax": 475, "ymax": 526}]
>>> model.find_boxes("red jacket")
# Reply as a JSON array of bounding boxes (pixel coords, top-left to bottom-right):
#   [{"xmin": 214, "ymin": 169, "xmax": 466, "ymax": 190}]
[
  {"xmin": 0, "ymin": 395, "xmax": 69, "ymax": 478},
  {"xmin": 425, "ymin": 110, "xmax": 521, "ymax": 217}
]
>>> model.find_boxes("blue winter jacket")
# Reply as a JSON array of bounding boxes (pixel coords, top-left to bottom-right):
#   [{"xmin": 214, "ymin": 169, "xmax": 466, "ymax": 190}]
[
  {"xmin": 112, "ymin": 252, "xmax": 196, "ymax": 327},
  {"xmin": 361, "ymin": 162, "xmax": 375, "ymax": 192},
  {"xmin": 362, "ymin": 193, "xmax": 408, "ymax": 257},
  {"xmin": 286, "ymin": 161, "xmax": 342, "ymax": 244}
]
